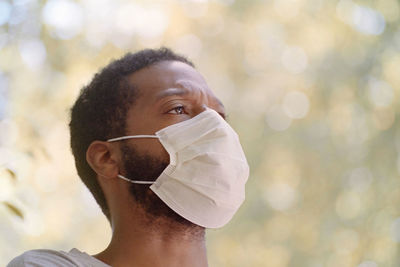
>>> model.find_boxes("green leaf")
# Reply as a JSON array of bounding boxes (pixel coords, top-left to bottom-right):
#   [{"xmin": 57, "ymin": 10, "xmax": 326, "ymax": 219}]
[
  {"xmin": 3, "ymin": 201, "xmax": 24, "ymax": 219},
  {"xmin": 5, "ymin": 168, "xmax": 16, "ymax": 181}
]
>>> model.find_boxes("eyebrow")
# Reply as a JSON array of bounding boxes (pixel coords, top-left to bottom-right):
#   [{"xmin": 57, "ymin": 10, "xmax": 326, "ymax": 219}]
[
  {"xmin": 156, "ymin": 88, "xmax": 189, "ymax": 100},
  {"xmin": 156, "ymin": 87, "xmax": 226, "ymax": 119}
]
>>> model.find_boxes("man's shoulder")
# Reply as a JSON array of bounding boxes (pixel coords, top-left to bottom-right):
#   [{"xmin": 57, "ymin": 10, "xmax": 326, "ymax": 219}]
[
  {"xmin": 7, "ymin": 248, "xmax": 110, "ymax": 267},
  {"xmin": 7, "ymin": 249, "xmax": 78, "ymax": 267}
]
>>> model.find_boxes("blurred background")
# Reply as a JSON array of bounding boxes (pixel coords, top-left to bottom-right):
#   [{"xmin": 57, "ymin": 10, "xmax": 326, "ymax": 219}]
[{"xmin": 0, "ymin": 0, "xmax": 399, "ymax": 266}]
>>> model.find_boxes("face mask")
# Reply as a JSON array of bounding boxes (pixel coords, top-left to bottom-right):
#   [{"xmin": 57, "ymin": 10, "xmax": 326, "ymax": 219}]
[{"xmin": 107, "ymin": 107, "xmax": 249, "ymax": 228}]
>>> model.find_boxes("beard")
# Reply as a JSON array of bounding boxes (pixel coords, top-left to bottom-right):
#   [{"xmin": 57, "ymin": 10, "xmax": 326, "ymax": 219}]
[{"xmin": 120, "ymin": 143, "xmax": 200, "ymax": 229}]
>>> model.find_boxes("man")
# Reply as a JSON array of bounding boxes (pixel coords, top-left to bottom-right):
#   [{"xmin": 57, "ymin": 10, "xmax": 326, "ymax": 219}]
[{"xmin": 8, "ymin": 48, "xmax": 249, "ymax": 266}]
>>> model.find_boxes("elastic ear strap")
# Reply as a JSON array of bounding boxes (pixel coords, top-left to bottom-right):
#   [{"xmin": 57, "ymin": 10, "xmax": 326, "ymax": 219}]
[
  {"xmin": 118, "ymin": 174, "xmax": 155, "ymax": 184},
  {"xmin": 107, "ymin": 135, "xmax": 158, "ymax": 142}
]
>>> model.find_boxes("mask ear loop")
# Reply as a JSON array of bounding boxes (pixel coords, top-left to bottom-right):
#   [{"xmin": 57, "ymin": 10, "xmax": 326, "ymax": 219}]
[
  {"xmin": 106, "ymin": 135, "xmax": 159, "ymax": 184},
  {"xmin": 98, "ymin": 173, "xmax": 155, "ymax": 185},
  {"xmin": 107, "ymin": 135, "xmax": 158, "ymax": 142},
  {"xmin": 117, "ymin": 174, "xmax": 155, "ymax": 184}
]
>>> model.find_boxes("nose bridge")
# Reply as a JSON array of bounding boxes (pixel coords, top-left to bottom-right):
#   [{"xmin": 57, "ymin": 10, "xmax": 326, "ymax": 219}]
[
  {"xmin": 175, "ymin": 79, "xmax": 210, "ymax": 117},
  {"xmin": 192, "ymin": 90, "xmax": 209, "ymax": 117},
  {"xmin": 192, "ymin": 103, "xmax": 207, "ymax": 117}
]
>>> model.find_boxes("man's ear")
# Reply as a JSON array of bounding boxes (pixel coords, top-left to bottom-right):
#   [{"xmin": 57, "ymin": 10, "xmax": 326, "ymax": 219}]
[{"xmin": 86, "ymin": 141, "xmax": 120, "ymax": 181}]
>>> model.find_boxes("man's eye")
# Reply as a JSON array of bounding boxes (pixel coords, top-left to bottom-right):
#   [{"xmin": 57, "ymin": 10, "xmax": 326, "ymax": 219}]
[{"xmin": 168, "ymin": 106, "xmax": 186, "ymax": 115}]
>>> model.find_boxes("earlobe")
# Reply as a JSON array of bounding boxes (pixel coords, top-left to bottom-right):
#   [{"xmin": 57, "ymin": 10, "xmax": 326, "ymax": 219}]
[{"xmin": 86, "ymin": 141, "xmax": 120, "ymax": 181}]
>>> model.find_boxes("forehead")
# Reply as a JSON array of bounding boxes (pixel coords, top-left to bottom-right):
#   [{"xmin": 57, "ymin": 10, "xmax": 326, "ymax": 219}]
[{"xmin": 126, "ymin": 61, "xmax": 220, "ymax": 105}]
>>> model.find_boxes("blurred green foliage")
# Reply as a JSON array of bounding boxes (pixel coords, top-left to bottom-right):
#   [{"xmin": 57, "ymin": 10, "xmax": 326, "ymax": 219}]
[{"xmin": 0, "ymin": 0, "xmax": 399, "ymax": 266}]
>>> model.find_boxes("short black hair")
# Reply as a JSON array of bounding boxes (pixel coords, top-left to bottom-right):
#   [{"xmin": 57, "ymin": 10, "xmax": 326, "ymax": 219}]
[{"xmin": 69, "ymin": 48, "xmax": 194, "ymax": 221}]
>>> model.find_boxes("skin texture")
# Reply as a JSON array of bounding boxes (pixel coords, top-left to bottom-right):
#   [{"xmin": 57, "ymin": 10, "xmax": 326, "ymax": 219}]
[{"xmin": 85, "ymin": 61, "xmax": 225, "ymax": 267}]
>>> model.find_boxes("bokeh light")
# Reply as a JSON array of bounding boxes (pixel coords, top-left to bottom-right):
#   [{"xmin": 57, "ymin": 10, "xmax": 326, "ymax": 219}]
[
  {"xmin": 0, "ymin": 1, "xmax": 12, "ymax": 26},
  {"xmin": 42, "ymin": 0, "xmax": 84, "ymax": 39}
]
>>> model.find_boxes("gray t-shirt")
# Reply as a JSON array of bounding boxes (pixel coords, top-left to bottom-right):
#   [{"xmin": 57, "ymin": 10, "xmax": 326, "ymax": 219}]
[{"xmin": 7, "ymin": 248, "xmax": 111, "ymax": 267}]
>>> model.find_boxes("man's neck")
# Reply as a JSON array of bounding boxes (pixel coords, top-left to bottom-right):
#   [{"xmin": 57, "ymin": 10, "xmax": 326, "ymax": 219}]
[{"xmin": 94, "ymin": 206, "xmax": 208, "ymax": 267}]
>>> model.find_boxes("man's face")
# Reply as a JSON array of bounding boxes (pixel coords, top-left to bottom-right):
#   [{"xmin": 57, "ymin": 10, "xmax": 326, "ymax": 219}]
[
  {"xmin": 124, "ymin": 60, "xmax": 225, "ymax": 161},
  {"xmin": 119, "ymin": 60, "xmax": 225, "ymax": 225}
]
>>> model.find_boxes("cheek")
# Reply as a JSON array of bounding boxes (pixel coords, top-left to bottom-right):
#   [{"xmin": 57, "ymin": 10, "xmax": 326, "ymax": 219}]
[{"xmin": 135, "ymin": 139, "xmax": 170, "ymax": 163}]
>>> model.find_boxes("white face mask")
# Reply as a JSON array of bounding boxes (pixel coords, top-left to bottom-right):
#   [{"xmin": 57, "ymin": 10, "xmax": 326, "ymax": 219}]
[{"xmin": 107, "ymin": 107, "xmax": 249, "ymax": 228}]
